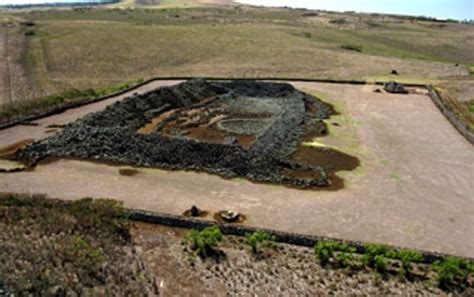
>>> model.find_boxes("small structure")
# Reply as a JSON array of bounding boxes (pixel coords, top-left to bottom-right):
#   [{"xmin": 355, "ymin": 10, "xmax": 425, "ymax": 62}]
[
  {"xmin": 383, "ymin": 81, "xmax": 408, "ymax": 94},
  {"xmin": 190, "ymin": 205, "xmax": 200, "ymax": 217},
  {"xmin": 219, "ymin": 210, "xmax": 240, "ymax": 223},
  {"xmin": 183, "ymin": 205, "xmax": 207, "ymax": 218}
]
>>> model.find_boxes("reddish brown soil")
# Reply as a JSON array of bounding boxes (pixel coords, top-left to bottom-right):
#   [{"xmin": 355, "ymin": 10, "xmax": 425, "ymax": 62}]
[
  {"xmin": 148, "ymin": 105, "xmax": 258, "ymax": 147},
  {"xmin": 119, "ymin": 168, "xmax": 141, "ymax": 176},
  {"xmin": 283, "ymin": 145, "xmax": 360, "ymax": 191},
  {"xmin": 0, "ymin": 138, "xmax": 34, "ymax": 157},
  {"xmin": 185, "ymin": 123, "xmax": 256, "ymax": 147},
  {"xmin": 279, "ymin": 101, "xmax": 360, "ymax": 190},
  {"xmin": 138, "ymin": 109, "xmax": 177, "ymax": 134}
]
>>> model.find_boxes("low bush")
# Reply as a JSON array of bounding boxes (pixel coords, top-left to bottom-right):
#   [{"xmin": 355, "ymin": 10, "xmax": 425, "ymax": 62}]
[
  {"xmin": 184, "ymin": 226, "xmax": 223, "ymax": 258},
  {"xmin": 314, "ymin": 240, "xmax": 356, "ymax": 266},
  {"xmin": 329, "ymin": 18, "xmax": 347, "ymax": 25},
  {"xmin": 373, "ymin": 255, "xmax": 388, "ymax": 274},
  {"xmin": 433, "ymin": 256, "xmax": 474, "ymax": 291},
  {"xmin": 465, "ymin": 99, "xmax": 474, "ymax": 113},
  {"xmin": 245, "ymin": 230, "xmax": 276, "ymax": 254},
  {"xmin": 340, "ymin": 44, "xmax": 363, "ymax": 52},
  {"xmin": 361, "ymin": 243, "xmax": 391, "ymax": 265},
  {"xmin": 394, "ymin": 249, "xmax": 423, "ymax": 277}
]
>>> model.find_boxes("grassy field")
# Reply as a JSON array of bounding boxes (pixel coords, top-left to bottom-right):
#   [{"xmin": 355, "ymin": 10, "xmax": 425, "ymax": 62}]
[
  {"xmin": 0, "ymin": 193, "xmax": 158, "ymax": 295},
  {"xmin": 0, "ymin": 2, "xmax": 472, "ymax": 106}
]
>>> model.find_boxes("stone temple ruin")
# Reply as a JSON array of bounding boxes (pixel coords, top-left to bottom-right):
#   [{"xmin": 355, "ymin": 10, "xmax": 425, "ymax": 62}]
[{"xmin": 18, "ymin": 79, "xmax": 358, "ymax": 189}]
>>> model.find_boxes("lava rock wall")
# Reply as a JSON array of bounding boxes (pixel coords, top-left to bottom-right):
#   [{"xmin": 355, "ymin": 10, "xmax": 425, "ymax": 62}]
[{"xmin": 19, "ymin": 79, "xmax": 335, "ymax": 188}]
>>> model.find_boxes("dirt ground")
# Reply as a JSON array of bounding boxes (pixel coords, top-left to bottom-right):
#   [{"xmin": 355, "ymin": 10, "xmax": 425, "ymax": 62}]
[
  {"xmin": 0, "ymin": 23, "xmax": 11, "ymax": 105},
  {"xmin": 0, "ymin": 20, "xmax": 36, "ymax": 106},
  {"xmin": 0, "ymin": 80, "xmax": 473, "ymax": 258},
  {"xmin": 2, "ymin": 6, "xmax": 471, "ymax": 100},
  {"xmin": 131, "ymin": 222, "xmax": 448, "ymax": 296}
]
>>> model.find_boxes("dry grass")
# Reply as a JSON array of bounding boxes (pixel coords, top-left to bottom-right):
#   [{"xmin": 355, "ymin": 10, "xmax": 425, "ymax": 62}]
[
  {"xmin": 435, "ymin": 83, "xmax": 474, "ymax": 132},
  {"xmin": 0, "ymin": 193, "xmax": 158, "ymax": 295},
  {"xmin": 0, "ymin": 5, "xmax": 472, "ymax": 102}
]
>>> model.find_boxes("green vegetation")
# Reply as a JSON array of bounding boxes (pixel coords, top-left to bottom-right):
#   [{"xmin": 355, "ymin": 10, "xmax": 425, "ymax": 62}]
[
  {"xmin": 433, "ymin": 256, "xmax": 474, "ymax": 290},
  {"xmin": 340, "ymin": 44, "xmax": 363, "ymax": 52},
  {"xmin": 390, "ymin": 172, "xmax": 402, "ymax": 181},
  {"xmin": 184, "ymin": 225, "xmax": 223, "ymax": 258},
  {"xmin": 312, "ymin": 239, "xmax": 473, "ymax": 292},
  {"xmin": 361, "ymin": 243, "xmax": 391, "ymax": 274},
  {"xmin": 329, "ymin": 18, "xmax": 347, "ymax": 25},
  {"xmin": 245, "ymin": 230, "xmax": 276, "ymax": 254},
  {"xmin": 465, "ymin": 99, "xmax": 474, "ymax": 113},
  {"xmin": 0, "ymin": 78, "xmax": 144, "ymax": 124},
  {"xmin": 314, "ymin": 240, "xmax": 356, "ymax": 267},
  {"xmin": 394, "ymin": 249, "xmax": 424, "ymax": 277}
]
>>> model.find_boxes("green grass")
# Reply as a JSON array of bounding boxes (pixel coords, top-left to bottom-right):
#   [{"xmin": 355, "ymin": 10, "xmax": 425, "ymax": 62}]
[
  {"xmin": 390, "ymin": 172, "xmax": 402, "ymax": 181},
  {"xmin": 467, "ymin": 99, "xmax": 474, "ymax": 113}
]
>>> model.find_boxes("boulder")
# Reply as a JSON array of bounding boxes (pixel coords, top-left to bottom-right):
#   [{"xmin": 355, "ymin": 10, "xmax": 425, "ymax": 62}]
[{"xmin": 383, "ymin": 81, "xmax": 408, "ymax": 94}]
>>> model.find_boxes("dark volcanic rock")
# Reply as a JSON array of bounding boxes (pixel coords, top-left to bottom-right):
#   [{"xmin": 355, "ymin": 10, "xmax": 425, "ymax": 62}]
[
  {"xmin": 18, "ymin": 79, "xmax": 335, "ymax": 188},
  {"xmin": 383, "ymin": 81, "xmax": 408, "ymax": 94}
]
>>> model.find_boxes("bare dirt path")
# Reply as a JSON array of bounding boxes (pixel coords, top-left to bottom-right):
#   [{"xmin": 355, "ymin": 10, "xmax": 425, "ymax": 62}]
[
  {"xmin": 0, "ymin": 24, "xmax": 11, "ymax": 105},
  {"xmin": 0, "ymin": 80, "xmax": 183, "ymax": 146},
  {"xmin": 0, "ymin": 80, "xmax": 473, "ymax": 258}
]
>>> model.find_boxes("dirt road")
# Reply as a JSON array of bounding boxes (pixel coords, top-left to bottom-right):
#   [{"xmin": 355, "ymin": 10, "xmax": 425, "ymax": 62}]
[
  {"xmin": 0, "ymin": 24, "xmax": 11, "ymax": 105},
  {"xmin": 0, "ymin": 80, "xmax": 472, "ymax": 257}
]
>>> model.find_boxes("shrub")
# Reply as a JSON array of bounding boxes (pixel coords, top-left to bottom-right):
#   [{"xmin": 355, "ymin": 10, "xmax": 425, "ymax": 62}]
[
  {"xmin": 433, "ymin": 256, "xmax": 474, "ymax": 291},
  {"xmin": 395, "ymin": 249, "xmax": 423, "ymax": 277},
  {"xmin": 301, "ymin": 31, "xmax": 312, "ymax": 39},
  {"xmin": 329, "ymin": 18, "xmax": 347, "ymax": 25},
  {"xmin": 374, "ymin": 255, "xmax": 387, "ymax": 274},
  {"xmin": 245, "ymin": 230, "xmax": 276, "ymax": 254},
  {"xmin": 340, "ymin": 44, "xmax": 363, "ymax": 52},
  {"xmin": 335, "ymin": 251, "xmax": 354, "ymax": 268},
  {"xmin": 365, "ymin": 20, "xmax": 381, "ymax": 27},
  {"xmin": 24, "ymin": 29, "xmax": 36, "ymax": 36},
  {"xmin": 465, "ymin": 98, "xmax": 474, "ymax": 112},
  {"xmin": 314, "ymin": 241, "xmax": 356, "ymax": 266},
  {"xmin": 184, "ymin": 226, "xmax": 223, "ymax": 258},
  {"xmin": 362, "ymin": 243, "xmax": 393, "ymax": 269}
]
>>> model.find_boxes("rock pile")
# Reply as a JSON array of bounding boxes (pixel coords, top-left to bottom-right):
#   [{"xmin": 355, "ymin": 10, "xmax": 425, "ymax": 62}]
[
  {"xmin": 384, "ymin": 81, "xmax": 408, "ymax": 94},
  {"xmin": 18, "ymin": 79, "xmax": 335, "ymax": 188}
]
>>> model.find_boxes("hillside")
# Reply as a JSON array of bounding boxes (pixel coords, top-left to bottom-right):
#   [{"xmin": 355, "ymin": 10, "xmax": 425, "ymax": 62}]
[{"xmin": 0, "ymin": 1, "xmax": 472, "ymax": 105}]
